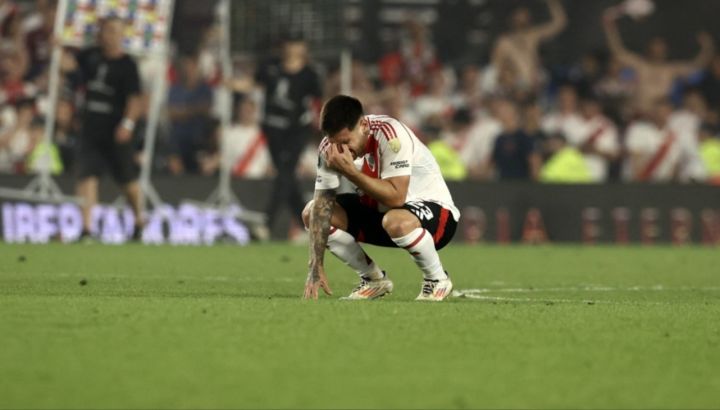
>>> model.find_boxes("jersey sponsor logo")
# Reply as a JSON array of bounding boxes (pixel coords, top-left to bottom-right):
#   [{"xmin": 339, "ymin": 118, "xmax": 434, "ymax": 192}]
[
  {"xmin": 390, "ymin": 160, "xmax": 409, "ymax": 169},
  {"xmin": 406, "ymin": 201, "xmax": 434, "ymax": 221}
]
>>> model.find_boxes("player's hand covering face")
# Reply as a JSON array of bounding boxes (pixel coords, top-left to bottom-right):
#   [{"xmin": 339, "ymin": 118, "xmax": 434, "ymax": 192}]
[
  {"xmin": 327, "ymin": 119, "xmax": 370, "ymax": 160},
  {"xmin": 324, "ymin": 144, "xmax": 358, "ymax": 176}
]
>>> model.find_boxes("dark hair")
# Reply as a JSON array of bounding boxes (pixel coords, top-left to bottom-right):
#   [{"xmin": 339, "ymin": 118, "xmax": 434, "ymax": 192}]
[{"xmin": 320, "ymin": 95, "xmax": 364, "ymax": 136}]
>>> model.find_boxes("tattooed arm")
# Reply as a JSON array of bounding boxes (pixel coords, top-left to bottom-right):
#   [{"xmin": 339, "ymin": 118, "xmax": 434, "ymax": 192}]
[{"xmin": 303, "ymin": 188, "xmax": 336, "ymax": 300}]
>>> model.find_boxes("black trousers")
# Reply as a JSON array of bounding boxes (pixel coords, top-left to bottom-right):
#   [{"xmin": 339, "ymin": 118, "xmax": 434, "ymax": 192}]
[{"xmin": 263, "ymin": 125, "xmax": 309, "ymax": 231}]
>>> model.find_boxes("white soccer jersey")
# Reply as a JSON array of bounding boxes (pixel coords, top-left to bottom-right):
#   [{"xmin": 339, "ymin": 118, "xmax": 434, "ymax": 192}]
[
  {"xmin": 445, "ymin": 117, "xmax": 502, "ymax": 169},
  {"xmin": 315, "ymin": 114, "xmax": 460, "ymax": 221},
  {"xmin": 541, "ymin": 111, "xmax": 584, "ymax": 139},
  {"xmin": 563, "ymin": 115, "xmax": 620, "ymax": 182},
  {"xmin": 624, "ymin": 121, "xmax": 705, "ymax": 182}
]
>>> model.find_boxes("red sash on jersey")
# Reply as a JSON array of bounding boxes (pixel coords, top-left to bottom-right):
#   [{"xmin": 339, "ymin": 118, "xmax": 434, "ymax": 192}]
[
  {"xmin": 638, "ymin": 131, "xmax": 676, "ymax": 181},
  {"xmin": 233, "ymin": 132, "xmax": 266, "ymax": 177},
  {"xmin": 583, "ymin": 122, "xmax": 607, "ymax": 149},
  {"xmin": 359, "ymin": 136, "xmax": 380, "ymax": 208}
]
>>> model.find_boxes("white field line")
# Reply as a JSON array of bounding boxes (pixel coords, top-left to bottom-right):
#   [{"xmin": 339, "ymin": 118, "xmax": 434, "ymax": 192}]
[
  {"xmin": 455, "ymin": 285, "xmax": 720, "ymax": 294},
  {"xmin": 453, "ymin": 286, "xmax": 720, "ymax": 305}
]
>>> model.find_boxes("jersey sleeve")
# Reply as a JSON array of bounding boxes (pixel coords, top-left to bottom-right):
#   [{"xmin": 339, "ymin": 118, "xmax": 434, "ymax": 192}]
[
  {"xmin": 314, "ymin": 138, "xmax": 341, "ymax": 190},
  {"xmin": 378, "ymin": 121, "xmax": 413, "ymax": 179}
]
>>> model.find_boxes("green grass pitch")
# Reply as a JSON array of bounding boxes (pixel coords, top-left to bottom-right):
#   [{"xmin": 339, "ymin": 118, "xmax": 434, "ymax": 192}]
[{"xmin": 1, "ymin": 243, "xmax": 719, "ymax": 409}]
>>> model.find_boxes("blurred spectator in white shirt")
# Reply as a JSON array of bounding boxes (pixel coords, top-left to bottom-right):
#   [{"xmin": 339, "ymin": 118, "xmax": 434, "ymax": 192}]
[
  {"xmin": 565, "ymin": 96, "xmax": 620, "ymax": 182},
  {"xmin": 0, "ymin": 98, "xmax": 40, "ymax": 173},
  {"xmin": 542, "ymin": 84, "xmax": 583, "ymax": 138},
  {"xmin": 625, "ymin": 98, "xmax": 705, "ymax": 182},
  {"xmin": 442, "ymin": 108, "xmax": 501, "ymax": 180},
  {"xmin": 669, "ymin": 89, "xmax": 707, "ymax": 139},
  {"xmin": 200, "ymin": 97, "xmax": 271, "ymax": 179}
]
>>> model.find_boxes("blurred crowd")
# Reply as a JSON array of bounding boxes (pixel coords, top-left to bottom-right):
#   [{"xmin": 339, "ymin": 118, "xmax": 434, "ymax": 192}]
[{"xmin": 2, "ymin": 0, "xmax": 720, "ymax": 184}]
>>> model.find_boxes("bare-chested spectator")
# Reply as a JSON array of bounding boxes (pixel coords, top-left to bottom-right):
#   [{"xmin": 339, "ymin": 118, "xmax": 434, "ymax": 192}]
[
  {"xmin": 491, "ymin": 0, "xmax": 566, "ymax": 92},
  {"xmin": 603, "ymin": 5, "xmax": 714, "ymax": 116}
]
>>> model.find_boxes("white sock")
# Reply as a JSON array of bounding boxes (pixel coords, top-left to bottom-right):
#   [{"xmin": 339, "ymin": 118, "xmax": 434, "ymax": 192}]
[
  {"xmin": 392, "ymin": 228, "xmax": 447, "ymax": 281},
  {"xmin": 327, "ymin": 228, "xmax": 384, "ymax": 280}
]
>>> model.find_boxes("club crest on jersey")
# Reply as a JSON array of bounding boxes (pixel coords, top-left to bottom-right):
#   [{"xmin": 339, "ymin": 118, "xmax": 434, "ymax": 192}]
[
  {"xmin": 365, "ymin": 155, "xmax": 376, "ymax": 171},
  {"xmin": 388, "ymin": 139, "xmax": 401, "ymax": 153}
]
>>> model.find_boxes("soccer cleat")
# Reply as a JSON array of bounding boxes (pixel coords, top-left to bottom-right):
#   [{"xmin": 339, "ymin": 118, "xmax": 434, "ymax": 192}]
[
  {"xmin": 76, "ymin": 229, "xmax": 96, "ymax": 245},
  {"xmin": 341, "ymin": 273, "xmax": 394, "ymax": 300},
  {"xmin": 415, "ymin": 276, "xmax": 453, "ymax": 301}
]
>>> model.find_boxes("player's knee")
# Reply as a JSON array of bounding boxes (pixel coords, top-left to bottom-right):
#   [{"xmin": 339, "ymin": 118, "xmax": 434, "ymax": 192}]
[
  {"xmin": 301, "ymin": 200, "xmax": 314, "ymax": 229},
  {"xmin": 382, "ymin": 212, "xmax": 417, "ymax": 238}
]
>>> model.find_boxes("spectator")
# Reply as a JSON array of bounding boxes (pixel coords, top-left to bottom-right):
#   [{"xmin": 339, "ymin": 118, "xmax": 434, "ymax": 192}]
[
  {"xmin": 200, "ymin": 97, "xmax": 271, "ymax": 179},
  {"xmin": 565, "ymin": 96, "xmax": 620, "ymax": 182},
  {"xmin": 669, "ymin": 89, "xmax": 707, "ymax": 138},
  {"xmin": 52, "ymin": 97, "xmax": 78, "ymax": 173},
  {"xmin": 450, "ymin": 63, "xmax": 483, "ymax": 112},
  {"xmin": 489, "ymin": 99, "xmax": 542, "ymax": 180},
  {"xmin": 412, "ymin": 69, "xmax": 454, "ymax": 124},
  {"xmin": 0, "ymin": 0, "xmax": 19, "ymax": 41},
  {"xmin": 0, "ymin": 45, "xmax": 35, "ymax": 105},
  {"xmin": 624, "ymin": 98, "xmax": 705, "ymax": 182},
  {"xmin": 443, "ymin": 107, "xmax": 501, "ymax": 180},
  {"xmin": 491, "ymin": 0, "xmax": 566, "ymax": 92},
  {"xmin": 65, "ymin": 16, "xmax": 144, "ymax": 240},
  {"xmin": 0, "ymin": 97, "xmax": 40, "ymax": 173},
  {"xmin": 603, "ymin": 6, "xmax": 714, "ymax": 115},
  {"xmin": 539, "ymin": 133, "xmax": 592, "ymax": 183},
  {"xmin": 541, "ymin": 84, "xmax": 583, "ymax": 138},
  {"xmin": 522, "ymin": 101, "xmax": 546, "ymax": 141},
  {"xmin": 425, "ymin": 116, "xmax": 467, "ymax": 181},
  {"xmin": 167, "ymin": 54, "xmax": 214, "ymax": 175},
  {"xmin": 594, "ymin": 56, "xmax": 637, "ymax": 124},
  {"xmin": 380, "ymin": 87, "xmax": 419, "ymax": 132},
  {"xmin": 23, "ymin": 0, "xmax": 54, "ymax": 80},
  {"xmin": 566, "ymin": 52, "xmax": 603, "ymax": 99},
  {"xmin": 399, "ymin": 18, "xmax": 441, "ymax": 96}
]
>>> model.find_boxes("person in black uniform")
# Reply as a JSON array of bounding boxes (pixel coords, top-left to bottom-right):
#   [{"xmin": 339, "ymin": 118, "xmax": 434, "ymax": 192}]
[
  {"xmin": 252, "ymin": 37, "xmax": 322, "ymax": 238},
  {"xmin": 63, "ymin": 16, "xmax": 143, "ymax": 240}
]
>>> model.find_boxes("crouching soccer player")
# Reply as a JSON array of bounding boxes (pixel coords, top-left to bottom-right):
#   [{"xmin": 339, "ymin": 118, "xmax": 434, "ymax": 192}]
[{"xmin": 302, "ymin": 95, "xmax": 460, "ymax": 301}]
